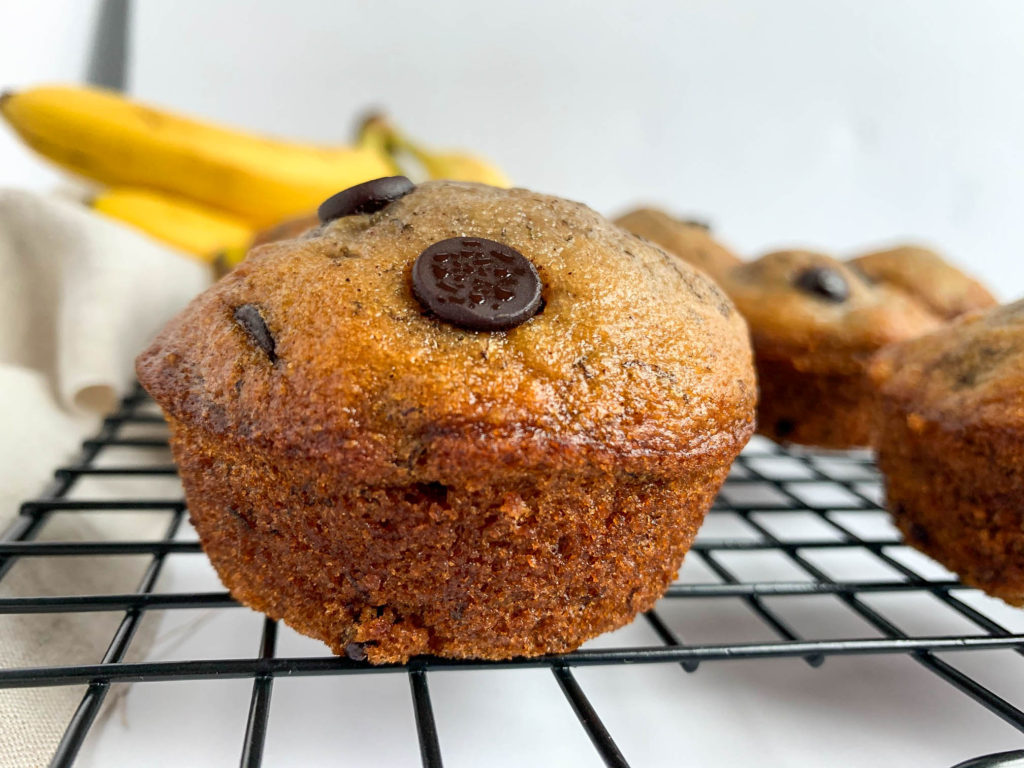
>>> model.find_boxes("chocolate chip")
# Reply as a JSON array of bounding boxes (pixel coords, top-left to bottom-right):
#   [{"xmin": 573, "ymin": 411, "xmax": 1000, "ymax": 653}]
[
  {"xmin": 681, "ymin": 217, "xmax": 712, "ymax": 232},
  {"xmin": 794, "ymin": 266, "xmax": 849, "ymax": 302},
  {"xmin": 317, "ymin": 176, "xmax": 415, "ymax": 223},
  {"xmin": 415, "ymin": 482, "xmax": 448, "ymax": 505},
  {"xmin": 227, "ymin": 506, "xmax": 255, "ymax": 529},
  {"xmin": 411, "ymin": 237, "xmax": 543, "ymax": 331},
  {"xmin": 234, "ymin": 304, "xmax": 276, "ymax": 361},
  {"xmin": 908, "ymin": 522, "xmax": 931, "ymax": 546},
  {"xmin": 344, "ymin": 642, "xmax": 368, "ymax": 661},
  {"xmin": 774, "ymin": 419, "xmax": 796, "ymax": 438}
]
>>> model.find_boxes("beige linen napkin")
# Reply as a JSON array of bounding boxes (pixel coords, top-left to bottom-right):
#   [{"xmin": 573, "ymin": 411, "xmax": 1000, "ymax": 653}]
[{"xmin": 0, "ymin": 190, "xmax": 210, "ymax": 767}]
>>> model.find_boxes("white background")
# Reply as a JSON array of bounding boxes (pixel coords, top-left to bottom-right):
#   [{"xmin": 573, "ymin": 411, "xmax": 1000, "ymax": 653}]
[
  {"xmin": 2, "ymin": 2, "xmax": 1024, "ymax": 766},
  {"xmin": 0, "ymin": 1, "xmax": 98, "ymax": 192},
  {"xmin": 2, "ymin": 0, "xmax": 1024, "ymax": 297}
]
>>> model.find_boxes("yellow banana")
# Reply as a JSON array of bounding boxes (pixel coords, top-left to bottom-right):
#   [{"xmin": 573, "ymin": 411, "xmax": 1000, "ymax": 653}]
[
  {"xmin": 362, "ymin": 114, "xmax": 511, "ymax": 187},
  {"xmin": 92, "ymin": 187, "xmax": 253, "ymax": 265},
  {"xmin": 1, "ymin": 85, "xmax": 397, "ymax": 228},
  {"xmin": 409, "ymin": 146, "xmax": 512, "ymax": 188}
]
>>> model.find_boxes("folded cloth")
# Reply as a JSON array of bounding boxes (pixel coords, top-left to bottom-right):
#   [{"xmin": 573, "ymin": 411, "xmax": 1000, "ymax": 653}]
[{"xmin": 0, "ymin": 189, "xmax": 210, "ymax": 768}]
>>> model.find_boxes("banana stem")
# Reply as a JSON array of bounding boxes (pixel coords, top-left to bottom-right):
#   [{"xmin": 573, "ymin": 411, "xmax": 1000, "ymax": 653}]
[
  {"xmin": 354, "ymin": 113, "xmax": 406, "ymax": 174},
  {"xmin": 354, "ymin": 113, "xmax": 427, "ymax": 179}
]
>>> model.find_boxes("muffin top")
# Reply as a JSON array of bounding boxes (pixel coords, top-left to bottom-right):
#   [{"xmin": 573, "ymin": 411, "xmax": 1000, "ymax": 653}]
[
  {"xmin": 614, "ymin": 207, "xmax": 741, "ymax": 282},
  {"xmin": 870, "ymin": 299, "xmax": 1024, "ymax": 430},
  {"xmin": 850, "ymin": 245, "xmax": 996, "ymax": 321},
  {"xmin": 137, "ymin": 181, "xmax": 756, "ymax": 484},
  {"xmin": 718, "ymin": 249, "xmax": 941, "ymax": 373}
]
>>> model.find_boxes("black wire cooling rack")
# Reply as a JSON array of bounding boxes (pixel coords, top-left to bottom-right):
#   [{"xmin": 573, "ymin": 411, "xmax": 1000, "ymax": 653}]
[{"xmin": 2, "ymin": 385, "xmax": 1024, "ymax": 768}]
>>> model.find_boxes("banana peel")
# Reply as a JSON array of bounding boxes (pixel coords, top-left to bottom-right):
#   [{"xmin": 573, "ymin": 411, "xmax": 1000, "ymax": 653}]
[
  {"xmin": 1, "ymin": 84, "xmax": 513, "ymax": 275},
  {"xmin": 1, "ymin": 84, "xmax": 398, "ymax": 228},
  {"xmin": 91, "ymin": 187, "xmax": 253, "ymax": 264},
  {"xmin": 91, "ymin": 188, "xmax": 329, "ymax": 275},
  {"xmin": 361, "ymin": 114, "xmax": 511, "ymax": 187}
]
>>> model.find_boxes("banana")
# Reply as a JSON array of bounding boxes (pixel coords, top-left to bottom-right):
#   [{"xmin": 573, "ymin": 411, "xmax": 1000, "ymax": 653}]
[
  {"xmin": 361, "ymin": 114, "xmax": 511, "ymax": 187},
  {"xmin": 92, "ymin": 187, "xmax": 253, "ymax": 265},
  {"xmin": 408, "ymin": 145, "xmax": 512, "ymax": 188},
  {"xmin": 1, "ymin": 85, "xmax": 397, "ymax": 228}
]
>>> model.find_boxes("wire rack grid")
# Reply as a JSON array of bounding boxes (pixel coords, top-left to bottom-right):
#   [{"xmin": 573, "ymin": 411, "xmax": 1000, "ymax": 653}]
[{"xmin": 2, "ymin": 385, "xmax": 1024, "ymax": 768}]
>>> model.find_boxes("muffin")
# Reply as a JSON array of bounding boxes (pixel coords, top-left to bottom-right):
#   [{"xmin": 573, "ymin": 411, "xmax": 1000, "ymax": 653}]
[
  {"xmin": 137, "ymin": 179, "xmax": 757, "ymax": 663},
  {"xmin": 850, "ymin": 245, "xmax": 996, "ymax": 320},
  {"xmin": 614, "ymin": 207, "xmax": 741, "ymax": 282},
  {"xmin": 870, "ymin": 300, "xmax": 1024, "ymax": 605},
  {"xmin": 719, "ymin": 250, "xmax": 940, "ymax": 448}
]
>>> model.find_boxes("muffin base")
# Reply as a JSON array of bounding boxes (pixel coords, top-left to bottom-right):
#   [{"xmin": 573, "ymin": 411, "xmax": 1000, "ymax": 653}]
[
  {"xmin": 755, "ymin": 357, "xmax": 874, "ymax": 449},
  {"xmin": 170, "ymin": 418, "xmax": 733, "ymax": 663},
  {"xmin": 875, "ymin": 401, "xmax": 1024, "ymax": 606}
]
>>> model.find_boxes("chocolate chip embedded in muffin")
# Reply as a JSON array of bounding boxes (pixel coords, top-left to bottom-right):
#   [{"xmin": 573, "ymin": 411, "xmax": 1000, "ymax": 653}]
[
  {"xmin": 411, "ymin": 237, "xmax": 543, "ymax": 331},
  {"xmin": 317, "ymin": 176, "xmax": 415, "ymax": 223},
  {"xmin": 870, "ymin": 298, "xmax": 1024, "ymax": 606},
  {"xmin": 233, "ymin": 304, "xmax": 276, "ymax": 362},
  {"xmin": 794, "ymin": 266, "xmax": 850, "ymax": 303},
  {"xmin": 680, "ymin": 217, "xmax": 712, "ymax": 232},
  {"xmin": 344, "ymin": 642, "xmax": 368, "ymax": 662},
  {"xmin": 136, "ymin": 181, "xmax": 757, "ymax": 664}
]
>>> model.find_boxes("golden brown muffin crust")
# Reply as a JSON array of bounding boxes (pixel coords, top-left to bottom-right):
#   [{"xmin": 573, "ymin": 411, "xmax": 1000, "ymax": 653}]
[
  {"xmin": 721, "ymin": 250, "xmax": 945, "ymax": 448},
  {"xmin": 138, "ymin": 182, "xmax": 756, "ymax": 484},
  {"xmin": 721, "ymin": 250, "xmax": 942, "ymax": 373},
  {"xmin": 610, "ymin": 207, "xmax": 995, "ymax": 449},
  {"xmin": 871, "ymin": 299, "xmax": 1024, "ymax": 604},
  {"xmin": 850, "ymin": 245, "xmax": 997, "ymax": 321},
  {"xmin": 613, "ymin": 207, "xmax": 741, "ymax": 283},
  {"xmin": 871, "ymin": 300, "xmax": 1024, "ymax": 432},
  {"xmin": 137, "ymin": 181, "xmax": 758, "ymax": 661}
]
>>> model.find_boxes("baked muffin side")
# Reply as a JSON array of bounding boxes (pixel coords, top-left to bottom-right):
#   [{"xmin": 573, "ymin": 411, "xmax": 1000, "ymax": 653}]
[
  {"xmin": 138, "ymin": 181, "xmax": 757, "ymax": 661},
  {"xmin": 720, "ymin": 250, "xmax": 941, "ymax": 447},
  {"xmin": 871, "ymin": 301, "xmax": 1024, "ymax": 605},
  {"xmin": 169, "ymin": 419, "xmax": 730, "ymax": 660},
  {"xmin": 611, "ymin": 209, "xmax": 998, "ymax": 449}
]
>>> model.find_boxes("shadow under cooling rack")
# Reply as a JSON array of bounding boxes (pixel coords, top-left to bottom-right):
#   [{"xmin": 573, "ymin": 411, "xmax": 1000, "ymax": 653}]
[{"xmin": 2, "ymin": 385, "xmax": 1023, "ymax": 768}]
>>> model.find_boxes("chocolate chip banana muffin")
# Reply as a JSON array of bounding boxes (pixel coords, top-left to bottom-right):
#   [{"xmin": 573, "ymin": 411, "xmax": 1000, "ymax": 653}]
[
  {"xmin": 850, "ymin": 245, "xmax": 996, "ymax": 320},
  {"xmin": 612, "ymin": 213, "xmax": 995, "ymax": 448},
  {"xmin": 871, "ymin": 300, "xmax": 1024, "ymax": 605},
  {"xmin": 614, "ymin": 207, "xmax": 741, "ymax": 282},
  {"xmin": 719, "ymin": 250, "xmax": 940, "ymax": 448},
  {"xmin": 137, "ymin": 178, "xmax": 757, "ymax": 663}
]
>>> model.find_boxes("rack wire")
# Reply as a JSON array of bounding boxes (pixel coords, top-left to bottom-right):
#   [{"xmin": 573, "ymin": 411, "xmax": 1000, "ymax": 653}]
[{"xmin": 2, "ymin": 385, "xmax": 1023, "ymax": 767}]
